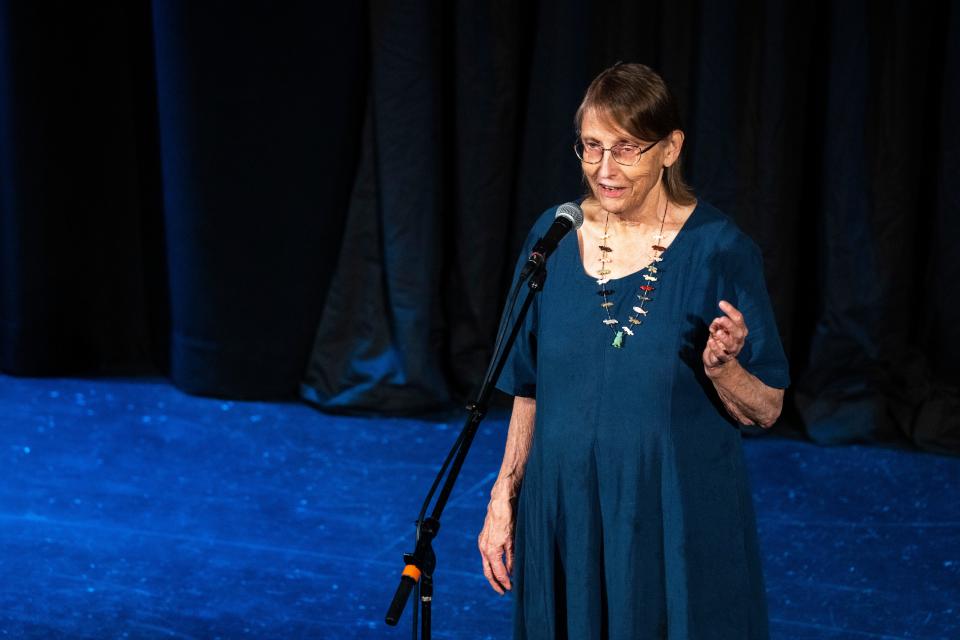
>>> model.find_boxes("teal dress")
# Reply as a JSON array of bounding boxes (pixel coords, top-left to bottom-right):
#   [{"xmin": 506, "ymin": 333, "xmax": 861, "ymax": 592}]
[{"xmin": 496, "ymin": 200, "xmax": 789, "ymax": 640}]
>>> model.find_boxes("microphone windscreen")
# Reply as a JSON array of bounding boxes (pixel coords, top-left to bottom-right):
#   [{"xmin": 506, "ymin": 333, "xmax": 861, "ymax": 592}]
[{"xmin": 555, "ymin": 202, "xmax": 584, "ymax": 229}]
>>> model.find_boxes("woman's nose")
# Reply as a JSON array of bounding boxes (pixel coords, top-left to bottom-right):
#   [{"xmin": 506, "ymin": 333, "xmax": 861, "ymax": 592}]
[{"xmin": 599, "ymin": 149, "xmax": 619, "ymax": 175}]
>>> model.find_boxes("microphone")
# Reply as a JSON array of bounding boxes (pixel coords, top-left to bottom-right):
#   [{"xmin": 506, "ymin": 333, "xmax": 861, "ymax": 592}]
[{"xmin": 519, "ymin": 202, "xmax": 584, "ymax": 281}]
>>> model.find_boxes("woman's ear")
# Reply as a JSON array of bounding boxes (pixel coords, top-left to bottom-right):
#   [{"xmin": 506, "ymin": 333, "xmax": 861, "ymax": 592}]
[{"xmin": 662, "ymin": 130, "xmax": 685, "ymax": 168}]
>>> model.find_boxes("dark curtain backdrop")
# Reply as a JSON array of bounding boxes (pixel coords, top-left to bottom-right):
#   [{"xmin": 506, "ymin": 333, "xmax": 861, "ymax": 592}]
[
  {"xmin": 1, "ymin": 1, "xmax": 957, "ymax": 453},
  {"xmin": 0, "ymin": 1, "xmax": 366, "ymax": 396}
]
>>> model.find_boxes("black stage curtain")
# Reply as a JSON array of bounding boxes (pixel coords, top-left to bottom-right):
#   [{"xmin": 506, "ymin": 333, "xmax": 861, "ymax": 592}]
[
  {"xmin": 0, "ymin": 1, "xmax": 366, "ymax": 396},
  {"xmin": 1, "ymin": 2, "xmax": 957, "ymax": 452}
]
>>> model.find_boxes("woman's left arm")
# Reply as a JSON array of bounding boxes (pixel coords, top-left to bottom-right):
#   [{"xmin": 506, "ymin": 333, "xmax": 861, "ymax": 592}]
[{"xmin": 702, "ymin": 300, "xmax": 784, "ymax": 428}]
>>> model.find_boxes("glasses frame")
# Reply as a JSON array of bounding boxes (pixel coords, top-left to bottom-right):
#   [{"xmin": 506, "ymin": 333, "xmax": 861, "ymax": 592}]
[{"xmin": 574, "ymin": 137, "xmax": 662, "ymax": 166}]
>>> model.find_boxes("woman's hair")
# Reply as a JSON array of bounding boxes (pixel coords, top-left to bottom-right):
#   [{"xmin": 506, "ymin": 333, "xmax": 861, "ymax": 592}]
[{"xmin": 575, "ymin": 63, "xmax": 695, "ymax": 206}]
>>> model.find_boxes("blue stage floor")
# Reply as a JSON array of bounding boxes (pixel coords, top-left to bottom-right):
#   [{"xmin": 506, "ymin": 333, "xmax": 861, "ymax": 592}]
[{"xmin": 0, "ymin": 375, "xmax": 957, "ymax": 639}]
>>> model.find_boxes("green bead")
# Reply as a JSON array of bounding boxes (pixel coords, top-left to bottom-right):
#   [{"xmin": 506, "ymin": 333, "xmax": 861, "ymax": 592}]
[{"xmin": 612, "ymin": 330, "xmax": 624, "ymax": 348}]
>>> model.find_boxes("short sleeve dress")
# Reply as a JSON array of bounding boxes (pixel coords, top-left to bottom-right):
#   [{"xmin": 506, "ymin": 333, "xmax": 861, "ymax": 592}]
[{"xmin": 495, "ymin": 200, "xmax": 790, "ymax": 640}]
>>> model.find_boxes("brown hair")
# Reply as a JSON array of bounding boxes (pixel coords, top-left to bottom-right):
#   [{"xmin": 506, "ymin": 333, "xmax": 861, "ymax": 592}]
[{"xmin": 575, "ymin": 63, "xmax": 695, "ymax": 206}]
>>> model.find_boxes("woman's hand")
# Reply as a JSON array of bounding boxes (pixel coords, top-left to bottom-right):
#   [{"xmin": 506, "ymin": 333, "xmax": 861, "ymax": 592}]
[
  {"xmin": 701, "ymin": 300, "xmax": 784, "ymax": 427},
  {"xmin": 477, "ymin": 496, "xmax": 515, "ymax": 594},
  {"xmin": 703, "ymin": 299, "xmax": 748, "ymax": 372}
]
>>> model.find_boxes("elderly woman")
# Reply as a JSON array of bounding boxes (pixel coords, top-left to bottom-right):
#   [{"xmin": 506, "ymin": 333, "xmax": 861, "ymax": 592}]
[{"xmin": 478, "ymin": 63, "xmax": 788, "ymax": 639}]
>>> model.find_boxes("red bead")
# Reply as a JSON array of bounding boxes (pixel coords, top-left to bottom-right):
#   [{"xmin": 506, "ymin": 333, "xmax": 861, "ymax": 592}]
[{"xmin": 640, "ymin": 285, "xmax": 655, "ymax": 292}]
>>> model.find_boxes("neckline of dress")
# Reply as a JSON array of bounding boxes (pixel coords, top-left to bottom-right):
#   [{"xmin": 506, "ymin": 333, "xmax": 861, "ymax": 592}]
[{"xmin": 574, "ymin": 200, "xmax": 700, "ymax": 283}]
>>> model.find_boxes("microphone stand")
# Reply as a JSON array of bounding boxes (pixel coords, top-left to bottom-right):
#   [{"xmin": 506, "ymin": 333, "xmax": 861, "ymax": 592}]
[{"xmin": 384, "ymin": 264, "xmax": 548, "ymax": 639}]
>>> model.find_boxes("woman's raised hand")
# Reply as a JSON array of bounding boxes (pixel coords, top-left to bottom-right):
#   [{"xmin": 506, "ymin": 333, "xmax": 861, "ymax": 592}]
[{"xmin": 703, "ymin": 300, "xmax": 748, "ymax": 371}]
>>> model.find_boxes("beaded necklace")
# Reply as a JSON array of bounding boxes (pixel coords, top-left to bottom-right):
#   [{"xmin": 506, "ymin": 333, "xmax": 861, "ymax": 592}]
[{"xmin": 595, "ymin": 200, "xmax": 669, "ymax": 348}]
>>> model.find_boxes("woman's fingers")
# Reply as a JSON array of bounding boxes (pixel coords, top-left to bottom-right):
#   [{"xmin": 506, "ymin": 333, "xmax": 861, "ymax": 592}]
[
  {"xmin": 489, "ymin": 552, "xmax": 512, "ymax": 592},
  {"xmin": 711, "ymin": 317, "xmax": 745, "ymax": 340},
  {"xmin": 703, "ymin": 337, "xmax": 725, "ymax": 367},
  {"xmin": 709, "ymin": 337, "xmax": 732, "ymax": 362},
  {"xmin": 710, "ymin": 302, "xmax": 749, "ymax": 359},
  {"xmin": 704, "ymin": 299, "xmax": 750, "ymax": 368},
  {"xmin": 718, "ymin": 301, "xmax": 749, "ymax": 336},
  {"xmin": 709, "ymin": 326, "xmax": 735, "ymax": 352},
  {"xmin": 712, "ymin": 316, "xmax": 744, "ymax": 339},
  {"xmin": 718, "ymin": 300, "xmax": 745, "ymax": 326},
  {"xmin": 480, "ymin": 544, "xmax": 510, "ymax": 593},
  {"xmin": 710, "ymin": 337, "xmax": 735, "ymax": 365},
  {"xmin": 478, "ymin": 536, "xmax": 502, "ymax": 594},
  {"xmin": 481, "ymin": 557, "xmax": 504, "ymax": 595},
  {"xmin": 481, "ymin": 556, "xmax": 497, "ymax": 593},
  {"xmin": 478, "ymin": 513, "xmax": 513, "ymax": 594}
]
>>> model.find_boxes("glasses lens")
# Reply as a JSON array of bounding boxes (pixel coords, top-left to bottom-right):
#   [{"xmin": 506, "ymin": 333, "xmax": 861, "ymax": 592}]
[
  {"xmin": 576, "ymin": 142, "xmax": 602, "ymax": 163},
  {"xmin": 612, "ymin": 146, "xmax": 641, "ymax": 166}
]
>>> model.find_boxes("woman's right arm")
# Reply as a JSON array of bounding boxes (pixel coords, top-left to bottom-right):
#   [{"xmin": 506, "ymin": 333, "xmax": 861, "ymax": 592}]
[{"xmin": 477, "ymin": 395, "xmax": 536, "ymax": 594}]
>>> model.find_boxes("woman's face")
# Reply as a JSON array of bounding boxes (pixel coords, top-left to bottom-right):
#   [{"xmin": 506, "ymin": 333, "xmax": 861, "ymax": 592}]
[{"xmin": 579, "ymin": 108, "xmax": 672, "ymax": 217}]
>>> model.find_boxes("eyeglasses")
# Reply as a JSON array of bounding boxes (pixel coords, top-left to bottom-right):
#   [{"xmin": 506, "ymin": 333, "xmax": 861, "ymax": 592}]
[{"xmin": 574, "ymin": 138, "xmax": 661, "ymax": 166}]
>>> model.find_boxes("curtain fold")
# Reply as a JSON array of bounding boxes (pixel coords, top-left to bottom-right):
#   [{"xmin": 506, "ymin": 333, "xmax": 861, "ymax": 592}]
[
  {"xmin": 794, "ymin": 0, "xmax": 958, "ymax": 451},
  {"xmin": 302, "ymin": 0, "xmax": 452, "ymax": 413},
  {"xmin": 150, "ymin": 2, "xmax": 366, "ymax": 398}
]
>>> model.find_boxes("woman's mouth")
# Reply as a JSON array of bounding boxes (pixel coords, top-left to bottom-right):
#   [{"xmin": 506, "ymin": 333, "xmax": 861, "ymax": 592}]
[{"xmin": 599, "ymin": 184, "xmax": 627, "ymax": 197}]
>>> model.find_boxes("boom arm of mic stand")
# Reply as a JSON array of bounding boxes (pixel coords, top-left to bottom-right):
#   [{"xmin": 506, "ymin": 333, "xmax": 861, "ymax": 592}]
[{"xmin": 384, "ymin": 265, "xmax": 548, "ymax": 631}]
